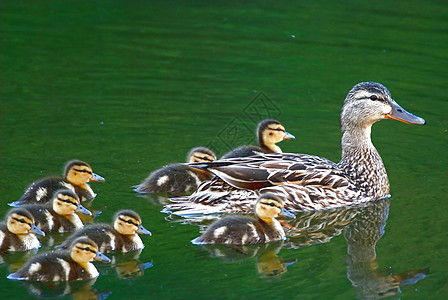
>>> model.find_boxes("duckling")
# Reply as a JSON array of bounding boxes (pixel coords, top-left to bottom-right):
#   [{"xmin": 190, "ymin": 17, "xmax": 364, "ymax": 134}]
[
  {"xmin": 9, "ymin": 160, "xmax": 105, "ymax": 207},
  {"xmin": 134, "ymin": 146, "xmax": 216, "ymax": 195},
  {"xmin": 7, "ymin": 237, "xmax": 110, "ymax": 281},
  {"xmin": 20, "ymin": 189, "xmax": 92, "ymax": 233},
  {"xmin": 221, "ymin": 119, "xmax": 295, "ymax": 159},
  {"xmin": 191, "ymin": 193, "xmax": 295, "ymax": 245},
  {"xmin": 58, "ymin": 210, "xmax": 152, "ymax": 253},
  {"xmin": 0, "ymin": 208, "xmax": 45, "ymax": 252}
]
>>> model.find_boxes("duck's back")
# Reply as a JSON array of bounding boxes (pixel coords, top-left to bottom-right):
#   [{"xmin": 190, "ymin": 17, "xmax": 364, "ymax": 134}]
[
  {"xmin": 136, "ymin": 164, "xmax": 206, "ymax": 195},
  {"xmin": 23, "ymin": 205, "xmax": 82, "ymax": 233},
  {"xmin": 13, "ymin": 177, "xmax": 94, "ymax": 206},
  {"xmin": 192, "ymin": 215, "xmax": 271, "ymax": 245},
  {"xmin": 8, "ymin": 252, "xmax": 93, "ymax": 281},
  {"xmin": 0, "ymin": 222, "xmax": 40, "ymax": 252},
  {"xmin": 59, "ymin": 224, "xmax": 128, "ymax": 253},
  {"xmin": 221, "ymin": 146, "xmax": 263, "ymax": 159}
]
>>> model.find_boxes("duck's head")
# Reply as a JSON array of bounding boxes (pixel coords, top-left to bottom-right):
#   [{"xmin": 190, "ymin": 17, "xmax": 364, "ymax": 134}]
[
  {"xmin": 113, "ymin": 210, "xmax": 152, "ymax": 236},
  {"xmin": 254, "ymin": 193, "xmax": 295, "ymax": 223},
  {"xmin": 340, "ymin": 82, "xmax": 425, "ymax": 133},
  {"xmin": 257, "ymin": 119, "xmax": 295, "ymax": 151},
  {"xmin": 51, "ymin": 189, "xmax": 92, "ymax": 216},
  {"xmin": 6, "ymin": 208, "xmax": 45, "ymax": 236},
  {"xmin": 70, "ymin": 237, "xmax": 110, "ymax": 264},
  {"xmin": 187, "ymin": 147, "xmax": 217, "ymax": 163},
  {"xmin": 64, "ymin": 160, "xmax": 105, "ymax": 186}
]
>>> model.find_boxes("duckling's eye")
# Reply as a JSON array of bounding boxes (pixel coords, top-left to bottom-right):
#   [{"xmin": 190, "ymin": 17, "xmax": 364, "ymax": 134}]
[
  {"xmin": 12, "ymin": 217, "xmax": 28, "ymax": 224},
  {"xmin": 119, "ymin": 217, "xmax": 138, "ymax": 226},
  {"xmin": 369, "ymin": 95, "xmax": 378, "ymax": 101},
  {"xmin": 77, "ymin": 246, "xmax": 96, "ymax": 253},
  {"xmin": 74, "ymin": 169, "xmax": 92, "ymax": 175},
  {"xmin": 269, "ymin": 202, "xmax": 276, "ymax": 207}
]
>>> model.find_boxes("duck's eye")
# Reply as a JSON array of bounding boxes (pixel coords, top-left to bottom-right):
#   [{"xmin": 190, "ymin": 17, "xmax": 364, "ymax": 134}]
[
  {"xmin": 119, "ymin": 217, "xmax": 138, "ymax": 226},
  {"xmin": 369, "ymin": 95, "xmax": 378, "ymax": 101},
  {"xmin": 269, "ymin": 202, "xmax": 276, "ymax": 207},
  {"xmin": 13, "ymin": 217, "xmax": 28, "ymax": 224}
]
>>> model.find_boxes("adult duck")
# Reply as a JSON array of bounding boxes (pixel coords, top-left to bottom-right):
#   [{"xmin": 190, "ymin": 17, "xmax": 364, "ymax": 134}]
[{"xmin": 164, "ymin": 82, "xmax": 425, "ymax": 215}]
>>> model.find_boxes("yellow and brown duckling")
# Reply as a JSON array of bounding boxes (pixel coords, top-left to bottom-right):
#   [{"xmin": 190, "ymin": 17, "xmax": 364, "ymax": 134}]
[
  {"xmin": 134, "ymin": 146, "xmax": 216, "ymax": 195},
  {"xmin": 20, "ymin": 189, "xmax": 92, "ymax": 233},
  {"xmin": 0, "ymin": 208, "xmax": 45, "ymax": 252},
  {"xmin": 7, "ymin": 237, "xmax": 110, "ymax": 282},
  {"xmin": 9, "ymin": 160, "xmax": 105, "ymax": 207},
  {"xmin": 58, "ymin": 210, "xmax": 152, "ymax": 253},
  {"xmin": 221, "ymin": 119, "xmax": 295, "ymax": 159},
  {"xmin": 191, "ymin": 193, "xmax": 295, "ymax": 245}
]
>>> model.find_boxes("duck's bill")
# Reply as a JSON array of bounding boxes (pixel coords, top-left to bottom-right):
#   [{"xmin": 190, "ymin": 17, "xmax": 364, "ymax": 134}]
[
  {"xmin": 386, "ymin": 100, "xmax": 426, "ymax": 125},
  {"xmin": 76, "ymin": 204, "xmax": 93, "ymax": 215},
  {"xmin": 94, "ymin": 251, "xmax": 111, "ymax": 263},
  {"xmin": 29, "ymin": 224, "xmax": 46, "ymax": 236},
  {"xmin": 137, "ymin": 225, "xmax": 152, "ymax": 236},
  {"xmin": 90, "ymin": 172, "xmax": 106, "ymax": 182},
  {"xmin": 283, "ymin": 131, "xmax": 295, "ymax": 140},
  {"xmin": 279, "ymin": 207, "xmax": 296, "ymax": 219}
]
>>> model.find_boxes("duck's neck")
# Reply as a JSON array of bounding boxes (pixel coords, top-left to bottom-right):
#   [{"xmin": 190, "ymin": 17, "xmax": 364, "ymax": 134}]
[
  {"xmin": 260, "ymin": 139, "xmax": 282, "ymax": 153},
  {"xmin": 338, "ymin": 126, "xmax": 390, "ymax": 198}
]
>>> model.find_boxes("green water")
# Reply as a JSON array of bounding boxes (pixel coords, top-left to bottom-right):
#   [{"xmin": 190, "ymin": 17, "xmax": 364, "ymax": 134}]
[{"xmin": 1, "ymin": 0, "xmax": 447, "ymax": 299}]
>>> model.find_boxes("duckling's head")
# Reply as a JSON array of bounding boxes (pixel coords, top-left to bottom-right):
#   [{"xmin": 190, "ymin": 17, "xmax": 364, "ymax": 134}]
[
  {"xmin": 340, "ymin": 82, "xmax": 425, "ymax": 133},
  {"xmin": 64, "ymin": 160, "xmax": 105, "ymax": 186},
  {"xmin": 51, "ymin": 189, "xmax": 92, "ymax": 216},
  {"xmin": 257, "ymin": 119, "xmax": 295, "ymax": 151},
  {"xmin": 6, "ymin": 208, "xmax": 45, "ymax": 236},
  {"xmin": 113, "ymin": 210, "xmax": 152, "ymax": 236},
  {"xmin": 254, "ymin": 193, "xmax": 295, "ymax": 223},
  {"xmin": 70, "ymin": 237, "xmax": 111, "ymax": 264},
  {"xmin": 187, "ymin": 147, "xmax": 217, "ymax": 163}
]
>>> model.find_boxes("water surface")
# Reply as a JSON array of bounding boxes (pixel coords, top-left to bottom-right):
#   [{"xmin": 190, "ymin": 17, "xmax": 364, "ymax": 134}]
[{"xmin": 1, "ymin": 0, "xmax": 447, "ymax": 299}]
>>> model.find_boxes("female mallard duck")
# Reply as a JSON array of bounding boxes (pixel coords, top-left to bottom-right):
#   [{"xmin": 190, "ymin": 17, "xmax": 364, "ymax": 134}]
[
  {"xmin": 58, "ymin": 210, "xmax": 152, "ymax": 253},
  {"xmin": 191, "ymin": 193, "xmax": 295, "ymax": 245},
  {"xmin": 0, "ymin": 208, "xmax": 45, "ymax": 252},
  {"xmin": 221, "ymin": 119, "xmax": 295, "ymax": 159},
  {"xmin": 7, "ymin": 237, "xmax": 110, "ymax": 281},
  {"xmin": 9, "ymin": 160, "xmax": 105, "ymax": 207},
  {"xmin": 165, "ymin": 82, "xmax": 425, "ymax": 215},
  {"xmin": 134, "ymin": 146, "xmax": 216, "ymax": 195},
  {"xmin": 20, "ymin": 189, "xmax": 92, "ymax": 233}
]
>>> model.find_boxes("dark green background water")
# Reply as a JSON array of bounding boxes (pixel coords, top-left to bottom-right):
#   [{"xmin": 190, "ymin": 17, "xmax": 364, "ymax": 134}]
[{"xmin": 1, "ymin": 0, "xmax": 447, "ymax": 299}]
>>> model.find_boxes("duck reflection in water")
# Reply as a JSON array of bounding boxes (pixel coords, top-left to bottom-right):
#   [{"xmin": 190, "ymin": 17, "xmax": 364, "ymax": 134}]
[
  {"xmin": 196, "ymin": 241, "xmax": 296, "ymax": 278},
  {"xmin": 343, "ymin": 199, "xmax": 429, "ymax": 299},
  {"xmin": 99, "ymin": 250, "xmax": 153, "ymax": 279},
  {"xmin": 16, "ymin": 278, "xmax": 111, "ymax": 300}
]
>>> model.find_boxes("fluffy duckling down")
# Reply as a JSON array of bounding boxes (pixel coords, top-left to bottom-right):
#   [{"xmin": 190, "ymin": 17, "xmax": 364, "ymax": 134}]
[
  {"xmin": 134, "ymin": 146, "xmax": 216, "ymax": 195},
  {"xmin": 0, "ymin": 208, "xmax": 45, "ymax": 252},
  {"xmin": 58, "ymin": 210, "xmax": 151, "ymax": 253},
  {"xmin": 191, "ymin": 193, "xmax": 295, "ymax": 245},
  {"xmin": 7, "ymin": 237, "xmax": 110, "ymax": 282},
  {"xmin": 10, "ymin": 160, "xmax": 105, "ymax": 207},
  {"xmin": 20, "ymin": 189, "xmax": 92, "ymax": 233},
  {"xmin": 221, "ymin": 119, "xmax": 295, "ymax": 159}
]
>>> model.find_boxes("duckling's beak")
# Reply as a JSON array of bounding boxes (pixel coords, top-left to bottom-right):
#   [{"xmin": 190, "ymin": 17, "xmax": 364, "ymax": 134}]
[
  {"xmin": 29, "ymin": 224, "xmax": 46, "ymax": 236},
  {"xmin": 90, "ymin": 172, "xmax": 106, "ymax": 182},
  {"xmin": 283, "ymin": 131, "xmax": 295, "ymax": 140},
  {"xmin": 94, "ymin": 251, "xmax": 111, "ymax": 263},
  {"xmin": 136, "ymin": 225, "xmax": 152, "ymax": 236},
  {"xmin": 279, "ymin": 207, "xmax": 296, "ymax": 219},
  {"xmin": 76, "ymin": 204, "xmax": 92, "ymax": 216},
  {"xmin": 385, "ymin": 100, "xmax": 426, "ymax": 125}
]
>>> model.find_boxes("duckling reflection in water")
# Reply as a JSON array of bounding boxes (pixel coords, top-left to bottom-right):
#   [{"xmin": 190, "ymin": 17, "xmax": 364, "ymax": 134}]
[
  {"xmin": 134, "ymin": 146, "xmax": 216, "ymax": 195},
  {"xmin": 10, "ymin": 160, "xmax": 105, "ymax": 206},
  {"xmin": 8, "ymin": 237, "xmax": 110, "ymax": 282},
  {"xmin": 18, "ymin": 189, "xmax": 92, "ymax": 233},
  {"xmin": 192, "ymin": 193, "xmax": 295, "ymax": 245},
  {"xmin": 58, "ymin": 210, "xmax": 151, "ymax": 253},
  {"xmin": 221, "ymin": 119, "xmax": 295, "ymax": 159},
  {"xmin": 0, "ymin": 208, "xmax": 45, "ymax": 252}
]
